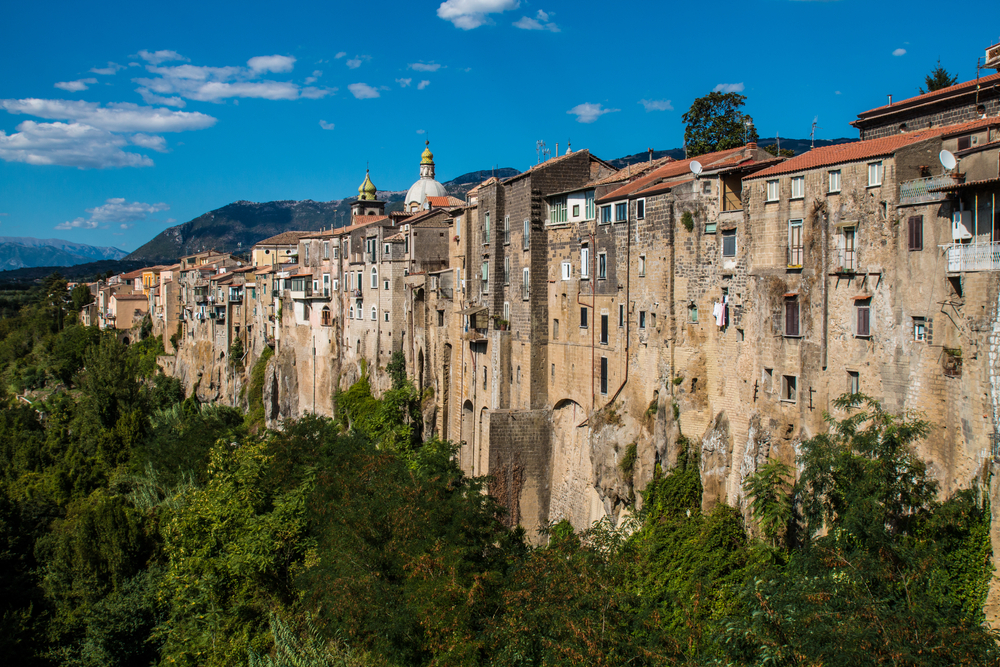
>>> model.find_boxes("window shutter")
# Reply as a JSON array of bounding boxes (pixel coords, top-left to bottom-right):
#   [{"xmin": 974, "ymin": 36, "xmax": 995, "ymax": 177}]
[
  {"xmin": 857, "ymin": 305, "xmax": 870, "ymax": 336},
  {"xmin": 908, "ymin": 216, "xmax": 923, "ymax": 251},
  {"xmin": 785, "ymin": 299, "xmax": 799, "ymax": 336}
]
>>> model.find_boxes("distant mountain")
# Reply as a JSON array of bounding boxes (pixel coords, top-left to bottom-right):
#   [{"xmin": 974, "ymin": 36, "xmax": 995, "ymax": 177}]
[
  {"xmin": 0, "ymin": 237, "xmax": 127, "ymax": 270},
  {"xmin": 609, "ymin": 137, "xmax": 857, "ymax": 168},
  {"xmin": 125, "ymin": 169, "xmax": 520, "ymax": 263},
  {"xmin": 0, "ymin": 259, "xmax": 148, "ymax": 286}
]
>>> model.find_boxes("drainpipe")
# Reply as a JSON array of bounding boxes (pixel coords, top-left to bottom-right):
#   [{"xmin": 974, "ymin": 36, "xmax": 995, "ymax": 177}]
[{"xmin": 821, "ymin": 209, "xmax": 829, "ymax": 371}]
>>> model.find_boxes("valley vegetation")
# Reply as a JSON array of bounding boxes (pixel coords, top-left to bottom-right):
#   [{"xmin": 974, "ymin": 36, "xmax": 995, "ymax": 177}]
[{"xmin": 0, "ymin": 275, "xmax": 997, "ymax": 666}]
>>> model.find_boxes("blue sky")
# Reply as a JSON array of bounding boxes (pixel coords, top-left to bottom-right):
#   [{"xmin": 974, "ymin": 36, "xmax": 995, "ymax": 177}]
[{"xmin": 1, "ymin": 0, "xmax": 998, "ymax": 252}]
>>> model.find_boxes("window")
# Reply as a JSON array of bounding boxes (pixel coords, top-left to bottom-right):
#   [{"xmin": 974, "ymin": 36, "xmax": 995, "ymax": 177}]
[
  {"xmin": 370, "ymin": 306, "xmax": 376, "ymax": 320},
  {"xmin": 482, "ymin": 261, "xmax": 489, "ymax": 291},
  {"xmin": 333, "ymin": 279, "xmax": 339, "ymax": 291},
  {"xmin": 585, "ymin": 191, "xmax": 595, "ymax": 219},
  {"xmin": 384, "ymin": 279, "xmax": 389, "ymax": 290},
  {"xmin": 483, "ymin": 367, "xmax": 487, "ymax": 391},
  {"xmin": 788, "ymin": 219, "xmax": 804, "ymax": 267},
  {"xmin": 615, "ymin": 202, "xmax": 627, "ymax": 222},
  {"xmin": 333, "ymin": 247, "xmax": 339, "ymax": 259},
  {"xmin": 957, "ymin": 135, "xmax": 972, "ymax": 151},
  {"xmin": 781, "ymin": 375, "xmax": 797, "ymax": 403},
  {"xmin": 522, "ymin": 267, "xmax": 529, "ymax": 299},
  {"xmin": 722, "ymin": 230, "xmax": 737, "ymax": 257},
  {"xmin": 784, "ymin": 296, "xmax": 800, "ymax": 336},
  {"xmin": 908, "ymin": 215, "xmax": 923, "ymax": 251},
  {"xmin": 304, "ymin": 245, "xmax": 310, "ymax": 263},
  {"xmin": 323, "ymin": 242, "xmax": 330, "ymax": 259},
  {"xmin": 601, "ymin": 314, "xmax": 608, "ymax": 344},
  {"xmin": 572, "ymin": 204, "xmax": 580, "ymax": 217},
  {"xmin": 580, "ymin": 307, "xmax": 588, "ymax": 328},
  {"xmin": 790, "ymin": 176, "xmax": 804, "ymax": 199},
  {"xmin": 456, "ymin": 215, "xmax": 462, "ymax": 239},
  {"xmin": 705, "ymin": 222, "xmax": 717, "ymax": 234},
  {"xmin": 638, "ymin": 255, "xmax": 646, "ymax": 277},
  {"xmin": 504, "ymin": 215, "xmax": 510, "ymax": 244},
  {"xmin": 561, "ymin": 262, "xmax": 571, "ymax": 280},
  {"xmin": 551, "ymin": 197, "xmax": 567, "ymax": 223},
  {"xmin": 842, "ymin": 227, "xmax": 856, "ymax": 271},
  {"xmin": 598, "ymin": 252, "xmax": 607, "ymax": 279},
  {"xmin": 868, "ymin": 161, "xmax": 883, "ymax": 186},
  {"xmin": 762, "ymin": 368, "xmax": 773, "ymax": 392},
  {"xmin": 913, "ymin": 317, "xmax": 926, "ymax": 342},
  {"xmin": 636, "ymin": 199, "xmax": 645, "ymax": 220},
  {"xmin": 523, "ymin": 219, "xmax": 530, "ymax": 250},
  {"xmin": 371, "ymin": 267, "xmax": 378, "ymax": 288},
  {"xmin": 580, "ymin": 245, "xmax": 590, "ymax": 279},
  {"xmin": 384, "ymin": 243, "xmax": 390, "ymax": 255},
  {"xmin": 600, "ymin": 205, "xmax": 612, "ymax": 224},
  {"xmin": 484, "ymin": 212, "xmax": 490, "ymax": 244},
  {"xmin": 703, "ymin": 180, "xmax": 712, "ymax": 195},
  {"xmin": 689, "ymin": 303, "xmax": 698, "ymax": 323},
  {"xmin": 828, "ymin": 170, "xmax": 841, "ymax": 193},
  {"xmin": 600, "ymin": 357, "xmax": 608, "ymax": 395},
  {"xmin": 639, "ymin": 310, "xmax": 646, "ymax": 329},
  {"xmin": 384, "ymin": 311, "xmax": 390, "ymax": 322},
  {"xmin": 437, "ymin": 310, "xmax": 444, "ymax": 326},
  {"xmin": 503, "ymin": 301, "xmax": 510, "ymax": 321},
  {"xmin": 349, "ymin": 305, "xmax": 355, "ymax": 319},
  {"xmin": 766, "ymin": 180, "xmax": 779, "ymax": 202},
  {"xmin": 553, "ymin": 318, "xmax": 559, "ymax": 340},
  {"xmin": 856, "ymin": 298, "xmax": 871, "ymax": 337},
  {"xmin": 619, "ymin": 304, "xmax": 625, "ymax": 327},
  {"xmin": 848, "ymin": 370, "xmax": 860, "ymax": 395},
  {"xmin": 504, "ymin": 257, "xmax": 510, "ymax": 285}
]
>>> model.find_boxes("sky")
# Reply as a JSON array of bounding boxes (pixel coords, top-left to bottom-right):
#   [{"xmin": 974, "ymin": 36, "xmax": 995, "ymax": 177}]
[{"xmin": 1, "ymin": 0, "xmax": 998, "ymax": 252}]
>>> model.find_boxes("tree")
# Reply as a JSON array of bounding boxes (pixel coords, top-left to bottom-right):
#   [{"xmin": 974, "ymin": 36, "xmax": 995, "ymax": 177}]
[
  {"xmin": 682, "ymin": 92, "xmax": 758, "ymax": 157},
  {"xmin": 920, "ymin": 60, "xmax": 958, "ymax": 94}
]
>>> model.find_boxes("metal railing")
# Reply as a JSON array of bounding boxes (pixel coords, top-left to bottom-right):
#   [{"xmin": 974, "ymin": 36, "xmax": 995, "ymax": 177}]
[
  {"xmin": 944, "ymin": 243, "xmax": 1000, "ymax": 272},
  {"xmin": 835, "ymin": 248, "xmax": 856, "ymax": 272},
  {"xmin": 899, "ymin": 175, "xmax": 952, "ymax": 206}
]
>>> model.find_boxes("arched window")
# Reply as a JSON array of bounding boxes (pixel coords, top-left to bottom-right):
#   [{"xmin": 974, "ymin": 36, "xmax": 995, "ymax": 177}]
[
  {"xmin": 371, "ymin": 306, "xmax": 377, "ymax": 321},
  {"xmin": 349, "ymin": 305, "xmax": 355, "ymax": 319},
  {"xmin": 371, "ymin": 266, "xmax": 378, "ymax": 289}
]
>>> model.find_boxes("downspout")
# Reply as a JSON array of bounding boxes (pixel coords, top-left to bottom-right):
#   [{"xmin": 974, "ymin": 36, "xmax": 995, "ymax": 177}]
[{"xmin": 821, "ymin": 209, "xmax": 829, "ymax": 371}]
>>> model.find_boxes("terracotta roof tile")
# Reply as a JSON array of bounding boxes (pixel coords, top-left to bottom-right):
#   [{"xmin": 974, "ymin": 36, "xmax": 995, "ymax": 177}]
[
  {"xmin": 598, "ymin": 146, "xmax": 748, "ymax": 202},
  {"xmin": 855, "ymin": 72, "xmax": 1000, "ymax": 119},
  {"xmin": 426, "ymin": 195, "xmax": 466, "ymax": 207},
  {"xmin": 337, "ymin": 215, "xmax": 388, "ymax": 235},
  {"xmin": 748, "ymin": 117, "xmax": 1000, "ymax": 180},
  {"xmin": 254, "ymin": 231, "xmax": 314, "ymax": 246}
]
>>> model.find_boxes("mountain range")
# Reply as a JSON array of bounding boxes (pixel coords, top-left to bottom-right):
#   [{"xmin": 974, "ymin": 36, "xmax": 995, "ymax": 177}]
[{"xmin": 0, "ymin": 237, "xmax": 127, "ymax": 271}]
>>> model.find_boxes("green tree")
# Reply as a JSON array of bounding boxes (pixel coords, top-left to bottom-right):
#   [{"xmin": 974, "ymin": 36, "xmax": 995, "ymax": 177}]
[
  {"xmin": 682, "ymin": 92, "xmax": 758, "ymax": 157},
  {"xmin": 920, "ymin": 60, "xmax": 958, "ymax": 94},
  {"xmin": 742, "ymin": 459, "xmax": 794, "ymax": 547}
]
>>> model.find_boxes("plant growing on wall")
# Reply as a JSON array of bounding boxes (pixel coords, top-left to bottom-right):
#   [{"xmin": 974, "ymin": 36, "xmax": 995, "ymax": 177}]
[{"xmin": 681, "ymin": 211, "xmax": 694, "ymax": 232}]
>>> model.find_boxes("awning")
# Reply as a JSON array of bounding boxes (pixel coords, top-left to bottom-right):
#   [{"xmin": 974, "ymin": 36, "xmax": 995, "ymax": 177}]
[{"xmin": 459, "ymin": 305, "xmax": 488, "ymax": 316}]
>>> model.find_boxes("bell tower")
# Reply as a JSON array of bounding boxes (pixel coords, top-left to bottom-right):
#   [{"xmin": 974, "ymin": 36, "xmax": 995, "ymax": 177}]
[{"xmin": 351, "ymin": 168, "xmax": 386, "ymax": 219}]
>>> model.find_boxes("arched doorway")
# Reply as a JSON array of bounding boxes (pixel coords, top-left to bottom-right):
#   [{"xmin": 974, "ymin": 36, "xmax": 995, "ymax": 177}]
[{"xmin": 461, "ymin": 400, "xmax": 474, "ymax": 476}]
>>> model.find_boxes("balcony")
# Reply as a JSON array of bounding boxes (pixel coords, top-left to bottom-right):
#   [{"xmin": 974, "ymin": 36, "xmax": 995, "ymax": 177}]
[
  {"xmin": 944, "ymin": 243, "xmax": 1000, "ymax": 272},
  {"xmin": 899, "ymin": 175, "xmax": 952, "ymax": 206},
  {"xmin": 194, "ymin": 293, "xmax": 208, "ymax": 303},
  {"xmin": 291, "ymin": 284, "xmax": 332, "ymax": 301},
  {"xmin": 229, "ymin": 291, "xmax": 242, "ymax": 302},
  {"xmin": 352, "ymin": 288, "xmax": 363, "ymax": 299},
  {"xmin": 833, "ymin": 248, "xmax": 857, "ymax": 273}
]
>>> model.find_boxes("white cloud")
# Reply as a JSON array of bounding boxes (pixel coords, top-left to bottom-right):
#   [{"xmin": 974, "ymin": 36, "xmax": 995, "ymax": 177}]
[
  {"xmin": 138, "ymin": 90, "xmax": 187, "ymax": 107},
  {"xmin": 409, "ymin": 62, "xmax": 442, "ymax": 72},
  {"xmin": 247, "ymin": 54, "xmax": 296, "ymax": 73},
  {"xmin": 893, "ymin": 48, "xmax": 906, "ymax": 56},
  {"xmin": 305, "ymin": 69, "xmax": 322, "ymax": 84},
  {"xmin": 437, "ymin": 0, "xmax": 519, "ymax": 29},
  {"xmin": 136, "ymin": 61, "xmax": 330, "ymax": 102},
  {"xmin": 513, "ymin": 9, "xmax": 559, "ymax": 31},
  {"xmin": 335, "ymin": 52, "xmax": 347, "ymax": 59},
  {"xmin": 835, "ymin": 90, "xmax": 842, "ymax": 95},
  {"xmin": 137, "ymin": 49, "xmax": 188, "ymax": 65},
  {"xmin": 129, "ymin": 133, "xmax": 167, "ymax": 152},
  {"xmin": 418, "ymin": 80, "xmax": 430, "ymax": 90},
  {"xmin": 54, "ymin": 78, "xmax": 98, "ymax": 92},
  {"xmin": 300, "ymin": 87, "xmax": 334, "ymax": 99},
  {"xmin": 396, "ymin": 78, "xmax": 413, "ymax": 87},
  {"xmin": 567, "ymin": 102, "xmax": 619, "ymax": 124},
  {"xmin": 639, "ymin": 98, "xmax": 673, "ymax": 112},
  {"xmin": 713, "ymin": 82, "xmax": 745, "ymax": 93},
  {"xmin": 56, "ymin": 197, "xmax": 169, "ymax": 230},
  {"xmin": 0, "ymin": 121, "xmax": 154, "ymax": 169},
  {"xmin": 0, "ymin": 98, "xmax": 216, "ymax": 132},
  {"xmin": 348, "ymin": 83, "xmax": 380, "ymax": 99},
  {"xmin": 90, "ymin": 62, "xmax": 124, "ymax": 75},
  {"xmin": 416, "ymin": 129, "xmax": 425, "ymax": 134},
  {"xmin": 346, "ymin": 58, "xmax": 363, "ymax": 69},
  {"xmin": 319, "ymin": 120, "xmax": 335, "ymax": 130}
]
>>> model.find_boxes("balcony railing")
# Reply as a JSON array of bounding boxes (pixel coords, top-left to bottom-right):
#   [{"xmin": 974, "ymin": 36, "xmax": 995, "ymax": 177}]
[
  {"xmin": 834, "ymin": 248, "xmax": 857, "ymax": 272},
  {"xmin": 899, "ymin": 175, "xmax": 952, "ymax": 206},
  {"xmin": 944, "ymin": 243, "xmax": 1000, "ymax": 272}
]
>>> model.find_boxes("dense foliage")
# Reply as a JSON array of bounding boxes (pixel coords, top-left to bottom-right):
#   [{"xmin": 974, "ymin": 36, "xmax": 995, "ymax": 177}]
[
  {"xmin": 682, "ymin": 91, "xmax": 759, "ymax": 157},
  {"xmin": 0, "ymin": 276, "xmax": 995, "ymax": 666}
]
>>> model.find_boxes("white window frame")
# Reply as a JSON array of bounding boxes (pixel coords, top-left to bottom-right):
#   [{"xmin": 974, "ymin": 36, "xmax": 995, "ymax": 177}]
[
  {"xmin": 828, "ymin": 170, "xmax": 841, "ymax": 193},
  {"xmin": 790, "ymin": 176, "xmax": 804, "ymax": 199},
  {"xmin": 371, "ymin": 266, "xmax": 378, "ymax": 288},
  {"xmin": 580, "ymin": 245, "xmax": 590, "ymax": 279},
  {"xmin": 913, "ymin": 316, "xmax": 926, "ymax": 342},
  {"xmin": 504, "ymin": 215, "xmax": 510, "ymax": 245},
  {"xmin": 561, "ymin": 261, "xmax": 571, "ymax": 281},
  {"xmin": 598, "ymin": 252, "xmax": 607, "ymax": 280},
  {"xmin": 523, "ymin": 219, "xmax": 530, "ymax": 250},
  {"xmin": 482, "ymin": 260, "xmax": 489, "ymax": 292},
  {"xmin": 484, "ymin": 212, "xmax": 490, "ymax": 244},
  {"xmin": 638, "ymin": 254, "xmax": 646, "ymax": 277},
  {"xmin": 868, "ymin": 161, "xmax": 883, "ymax": 187},
  {"xmin": 371, "ymin": 306, "xmax": 377, "ymax": 321},
  {"xmin": 766, "ymin": 180, "xmax": 779, "ymax": 202},
  {"xmin": 522, "ymin": 267, "xmax": 530, "ymax": 300},
  {"xmin": 635, "ymin": 198, "xmax": 645, "ymax": 220},
  {"xmin": 600, "ymin": 204, "xmax": 612, "ymax": 224},
  {"xmin": 504, "ymin": 257, "xmax": 510, "ymax": 285},
  {"xmin": 585, "ymin": 190, "xmax": 595, "ymax": 220},
  {"xmin": 722, "ymin": 229, "xmax": 737, "ymax": 257}
]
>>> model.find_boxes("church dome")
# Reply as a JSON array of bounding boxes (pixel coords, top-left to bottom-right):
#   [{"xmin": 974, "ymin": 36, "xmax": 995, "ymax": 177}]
[
  {"xmin": 358, "ymin": 170, "xmax": 377, "ymax": 200},
  {"xmin": 405, "ymin": 140, "xmax": 446, "ymax": 210}
]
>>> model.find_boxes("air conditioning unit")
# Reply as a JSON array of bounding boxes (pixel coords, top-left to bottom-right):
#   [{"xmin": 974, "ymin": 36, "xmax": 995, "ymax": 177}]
[{"xmin": 952, "ymin": 210, "xmax": 973, "ymax": 241}]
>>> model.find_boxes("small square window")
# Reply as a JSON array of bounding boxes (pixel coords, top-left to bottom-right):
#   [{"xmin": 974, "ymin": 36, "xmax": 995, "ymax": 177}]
[
  {"xmin": 766, "ymin": 180, "xmax": 779, "ymax": 202},
  {"xmin": 705, "ymin": 222, "xmax": 717, "ymax": 234},
  {"xmin": 913, "ymin": 316, "xmax": 926, "ymax": 342},
  {"xmin": 782, "ymin": 375, "xmax": 797, "ymax": 403},
  {"xmin": 828, "ymin": 170, "xmax": 841, "ymax": 193},
  {"xmin": 848, "ymin": 370, "xmax": 860, "ymax": 395},
  {"xmin": 868, "ymin": 161, "xmax": 883, "ymax": 187},
  {"xmin": 572, "ymin": 204, "xmax": 580, "ymax": 217},
  {"xmin": 790, "ymin": 176, "xmax": 804, "ymax": 199}
]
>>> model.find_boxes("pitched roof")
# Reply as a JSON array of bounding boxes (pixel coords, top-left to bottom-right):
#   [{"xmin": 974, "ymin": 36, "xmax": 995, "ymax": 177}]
[
  {"xmin": 590, "ymin": 157, "xmax": 673, "ymax": 187},
  {"xmin": 634, "ymin": 177, "xmax": 696, "ymax": 198},
  {"xmin": 112, "ymin": 293, "xmax": 148, "ymax": 301},
  {"xmin": 338, "ymin": 215, "xmax": 389, "ymax": 235},
  {"xmin": 426, "ymin": 195, "xmax": 466, "ymax": 208},
  {"xmin": 854, "ymin": 72, "xmax": 1000, "ymax": 121},
  {"xmin": 598, "ymin": 146, "xmax": 748, "ymax": 202},
  {"xmin": 467, "ymin": 176, "xmax": 500, "ymax": 194},
  {"xmin": 120, "ymin": 268, "xmax": 148, "ymax": 280},
  {"xmin": 748, "ymin": 117, "xmax": 1000, "ymax": 180},
  {"xmin": 503, "ymin": 149, "xmax": 614, "ymax": 185},
  {"xmin": 254, "ymin": 231, "xmax": 314, "ymax": 246}
]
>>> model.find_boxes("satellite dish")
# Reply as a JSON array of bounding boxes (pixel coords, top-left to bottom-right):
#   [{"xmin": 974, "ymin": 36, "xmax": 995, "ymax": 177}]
[
  {"xmin": 939, "ymin": 149, "xmax": 957, "ymax": 171},
  {"xmin": 690, "ymin": 160, "xmax": 703, "ymax": 176}
]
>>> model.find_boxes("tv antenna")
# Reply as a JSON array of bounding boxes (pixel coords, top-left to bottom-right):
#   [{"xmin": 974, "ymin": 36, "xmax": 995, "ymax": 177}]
[
  {"xmin": 810, "ymin": 118, "xmax": 823, "ymax": 149},
  {"xmin": 536, "ymin": 140, "xmax": 549, "ymax": 164}
]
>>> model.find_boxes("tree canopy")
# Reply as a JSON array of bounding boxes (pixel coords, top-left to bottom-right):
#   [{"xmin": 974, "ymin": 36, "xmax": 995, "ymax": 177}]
[
  {"xmin": 682, "ymin": 91, "xmax": 758, "ymax": 157},
  {"xmin": 920, "ymin": 60, "xmax": 959, "ymax": 94}
]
